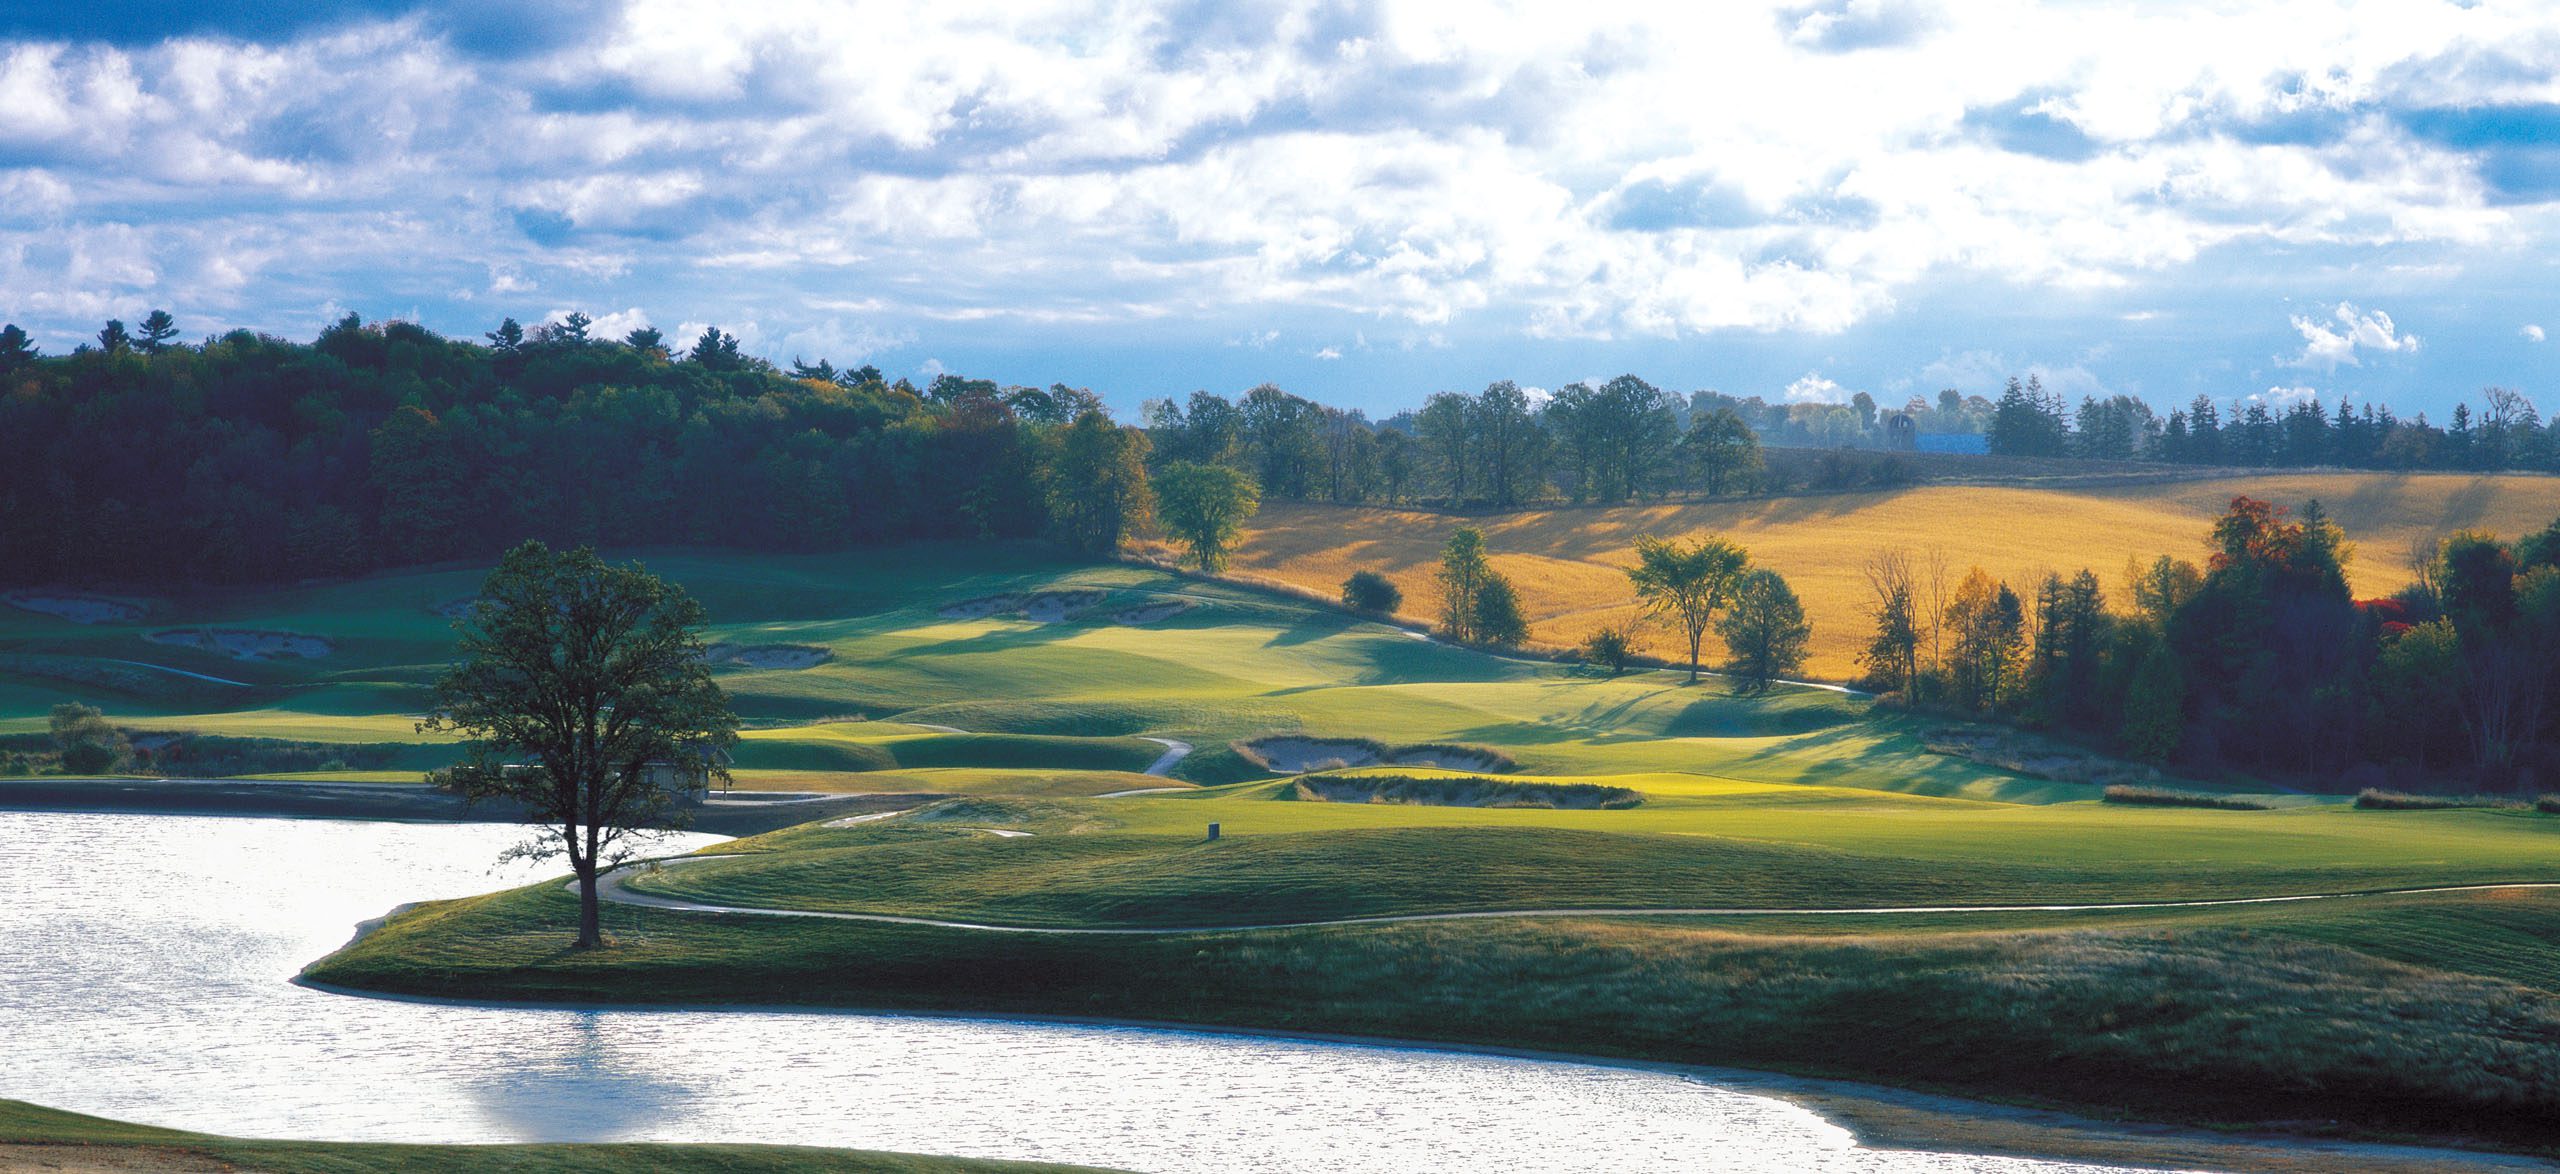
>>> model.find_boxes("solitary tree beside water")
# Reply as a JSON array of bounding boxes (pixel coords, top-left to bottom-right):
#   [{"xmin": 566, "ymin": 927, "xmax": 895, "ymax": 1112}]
[{"xmin": 424, "ymin": 542, "xmax": 738, "ymax": 949}]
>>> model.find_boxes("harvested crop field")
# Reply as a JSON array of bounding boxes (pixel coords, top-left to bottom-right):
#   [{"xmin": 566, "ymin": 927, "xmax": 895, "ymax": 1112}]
[{"xmin": 1210, "ymin": 472, "xmax": 2560, "ymax": 680}]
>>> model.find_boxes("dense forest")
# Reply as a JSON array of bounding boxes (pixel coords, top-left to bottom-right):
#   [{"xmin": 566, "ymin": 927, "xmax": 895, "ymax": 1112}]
[
  {"xmin": 1, "ymin": 310, "xmax": 2553, "ymax": 592},
  {"xmin": 1862, "ymin": 497, "xmax": 2560, "ymax": 790}
]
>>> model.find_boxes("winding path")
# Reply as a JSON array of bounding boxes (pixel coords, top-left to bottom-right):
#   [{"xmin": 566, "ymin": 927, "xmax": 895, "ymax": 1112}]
[{"xmin": 593, "ymin": 852, "xmax": 2560, "ymax": 937}]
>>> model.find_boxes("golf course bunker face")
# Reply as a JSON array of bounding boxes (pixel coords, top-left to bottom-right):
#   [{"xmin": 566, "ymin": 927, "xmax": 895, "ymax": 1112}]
[
  {"xmin": 5, "ymin": 592, "xmax": 145, "ymax": 625},
  {"xmin": 703, "ymin": 643, "xmax": 833, "ymax": 670},
  {"xmin": 1237, "ymin": 736, "xmax": 1388, "ymax": 773},
  {"xmin": 146, "ymin": 628, "xmax": 333, "ymax": 660},
  {"xmin": 1238, "ymin": 736, "xmax": 1519, "ymax": 776},
  {"xmin": 1110, "ymin": 599, "xmax": 1195, "ymax": 625},
  {"xmin": 938, "ymin": 590, "xmax": 1106, "ymax": 623},
  {"xmin": 1294, "ymin": 774, "xmax": 1643, "ymax": 810}
]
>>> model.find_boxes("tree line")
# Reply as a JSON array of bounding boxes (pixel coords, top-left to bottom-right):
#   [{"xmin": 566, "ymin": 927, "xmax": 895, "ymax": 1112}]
[
  {"xmin": 1984, "ymin": 374, "xmax": 2560, "ymax": 472},
  {"xmin": 1860, "ymin": 496, "xmax": 2560, "ymax": 789},
  {"xmin": 0, "ymin": 312, "xmax": 1157, "ymax": 586}
]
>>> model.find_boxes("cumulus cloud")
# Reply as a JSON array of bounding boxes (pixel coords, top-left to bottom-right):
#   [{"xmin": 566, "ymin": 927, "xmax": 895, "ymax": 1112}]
[
  {"xmin": 0, "ymin": 0, "xmax": 2550, "ymax": 389},
  {"xmin": 2258, "ymin": 384, "xmax": 2322, "ymax": 406},
  {"xmin": 2525, "ymin": 324, "xmax": 2547, "ymax": 343},
  {"xmin": 1313, "ymin": 346, "xmax": 1343, "ymax": 360},
  {"xmin": 1783, "ymin": 373, "xmax": 1846, "ymax": 402},
  {"xmin": 2287, "ymin": 303, "xmax": 2420, "ymax": 370}
]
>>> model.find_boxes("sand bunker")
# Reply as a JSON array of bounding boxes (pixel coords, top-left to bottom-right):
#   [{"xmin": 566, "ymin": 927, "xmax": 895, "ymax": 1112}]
[
  {"xmin": 1293, "ymin": 774, "xmax": 1642, "ymax": 810},
  {"xmin": 702, "ymin": 643, "xmax": 833, "ymax": 670},
  {"xmin": 145, "ymin": 628, "xmax": 333, "ymax": 661},
  {"xmin": 938, "ymin": 590, "xmax": 1106, "ymax": 623},
  {"xmin": 1237, "ymin": 736, "xmax": 1517, "ymax": 775},
  {"xmin": 5, "ymin": 592, "xmax": 144, "ymax": 625},
  {"xmin": 1110, "ymin": 599, "xmax": 1194, "ymax": 625}
]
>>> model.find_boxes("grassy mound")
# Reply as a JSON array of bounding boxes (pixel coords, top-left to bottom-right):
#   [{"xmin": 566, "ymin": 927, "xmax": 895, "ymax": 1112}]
[
  {"xmin": 2101, "ymin": 785, "xmax": 2273, "ymax": 811},
  {"xmin": 1292, "ymin": 773, "xmax": 1640, "ymax": 809}
]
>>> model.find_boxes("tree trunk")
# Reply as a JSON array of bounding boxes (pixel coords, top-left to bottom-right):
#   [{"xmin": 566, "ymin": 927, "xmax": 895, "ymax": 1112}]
[{"xmin": 576, "ymin": 864, "xmax": 603, "ymax": 948}]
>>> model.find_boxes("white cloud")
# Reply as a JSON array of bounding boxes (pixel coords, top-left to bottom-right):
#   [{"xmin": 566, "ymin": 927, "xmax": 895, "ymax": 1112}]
[
  {"xmin": 2525, "ymin": 324, "xmax": 2546, "ymax": 344},
  {"xmin": 2287, "ymin": 303, "xmax": 2419, "ymax": 371},
  {"xmin": 2258, "ymin": 384, "xmax": 2321, "ymax": 406},
  {"xmin": 1783, "ymin": 373, "xmax": 1845, "ymax": 403},
  {"xmin": 1312, "ymin": 346, "xmax": 1343, "ymax": 360},
  {"xmin": 0, "ymin": 1, "xmax": 2552, "ymax": 373}
]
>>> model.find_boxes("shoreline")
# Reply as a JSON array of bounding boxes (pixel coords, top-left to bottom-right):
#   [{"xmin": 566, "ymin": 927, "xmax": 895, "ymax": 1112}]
[
  {"xmin": 295, "ymin": 973, "xmax": 2551, "ymax": 1174},
  {"xmin": 0, "ymin": 779, "xmax": 923, "ymax": 835}
]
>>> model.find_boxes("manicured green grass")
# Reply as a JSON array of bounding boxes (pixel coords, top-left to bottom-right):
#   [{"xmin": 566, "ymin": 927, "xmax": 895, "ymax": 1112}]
[
  {"xmin": 0, "ymin": 542, "xmax": 2071, "ymax": 801},
  {"xmin": 304, "ymin": 881, "xmax": 2560, "ymax": 1156},
  {"xmin": 0, "ymin": 1098, "xmax": 1118, "ymax": 1173}
]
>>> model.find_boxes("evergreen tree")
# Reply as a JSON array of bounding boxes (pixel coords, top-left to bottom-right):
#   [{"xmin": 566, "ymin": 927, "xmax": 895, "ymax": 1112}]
[
  {"xmin": 0, "ymin": 323, "xmax": 36, "ymax": 375},
  {"xmin": 95, "ymin": 319, "xmax": 132, "ymax": 354},
  {"xmin": 486, "ymin": 317, "xmax": 525, "ymax": 354},
  {"xmin": 136, "ymin": 309, "xmax": 179, "ymax": 352}
]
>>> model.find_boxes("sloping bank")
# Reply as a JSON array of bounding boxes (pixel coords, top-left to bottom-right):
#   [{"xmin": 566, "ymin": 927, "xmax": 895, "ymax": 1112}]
[{"xmin": 303, "ymin": 878, "xmax": 2560, "ymax": 1173}]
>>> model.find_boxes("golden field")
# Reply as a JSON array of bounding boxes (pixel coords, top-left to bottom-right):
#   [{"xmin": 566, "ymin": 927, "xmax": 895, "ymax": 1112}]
[{"xmin": 1202, "ymin": 471, "xmax": 2560, "ymax": 682}]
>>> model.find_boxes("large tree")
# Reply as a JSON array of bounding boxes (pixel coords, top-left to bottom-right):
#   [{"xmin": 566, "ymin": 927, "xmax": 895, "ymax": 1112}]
[
  {"xmin": 1154, "ymin": 461, "xmax": 1260, "ymax": 571},
  {"xmin": 1045, "ymin": 409, "xmax": 1155, "ymax": 554},
  {"xmin": 1626, "ymin": 534, "xmax": 1749, "ymax": 682},
  {"xmin": 1718, "ymin": 568, "xmax": 1810, "ymax": 693},
  {"xmin": 425, "ymin": 543, "xmax": 739, "ymax": 949}
]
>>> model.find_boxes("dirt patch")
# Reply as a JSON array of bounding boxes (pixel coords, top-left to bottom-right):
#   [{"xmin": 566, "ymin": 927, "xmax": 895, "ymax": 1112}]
[
  {"xmin": 1293, "ymin": 774, "xmax": 1643, "ymax": 809},
  {"xmin": 1110, "ymin": 599, "xmax": 1195, "ymax": 625},
  {"xmin": 939, "ymin": 590, "xmax": 1106, "ymax": 623},
  {"xmin": 4, "ymin": 591, "xmax": 146, "ymax": 625},
  {"xmin": 144, "ymin": 629, "xmax": 332, "ymax": 661},
  {"xmin": 703, "ymin": 643, "xmax": 833, "ymax": 670},
  {"xmin": 1236, "ymin": 736, "xmax": 1517, "ymax": 775}
]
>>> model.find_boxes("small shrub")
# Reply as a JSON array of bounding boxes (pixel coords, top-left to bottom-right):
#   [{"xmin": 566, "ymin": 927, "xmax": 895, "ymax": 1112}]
[
  {"xmin": 2537, "ymin": 795, "xmax": 2560, "ymax": 814},
  {"xmin": 2102, "ymin": 785, "xmax": 2271, "ymax": 811},
  {"xmin": 1580, "ymin": 625, "xmax": 1637, "ymax": 675},
  {"xmin": 1340, "ymin": 570, "xmax": 1402, "ymax": 614},
  {"xmin": 2353, "ymin": 789, "xmax": 2527, "ymax": 811}
]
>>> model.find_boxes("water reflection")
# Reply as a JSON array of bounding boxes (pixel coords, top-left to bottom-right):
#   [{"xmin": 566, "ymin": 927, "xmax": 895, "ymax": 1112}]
[{"xmin": 0, "ymin": 812, "xmax": 2161, "ymax": 1172}]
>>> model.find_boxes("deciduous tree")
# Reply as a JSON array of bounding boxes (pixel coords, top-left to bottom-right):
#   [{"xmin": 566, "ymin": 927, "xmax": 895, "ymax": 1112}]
[
  {"xmin": 1718, "ymin": 568, "xmax": 1810, "ymax": 693},
  {"xmin": 1626, "ymin": 534, "xmax": 1748, "ymax": 683},
  {"xmin": 1154, "ymin": 461, "xmax": 1259, "ymax": 571},
  {"xmin": 425, "ymin": 543, "xmax": 738, "ymax": 949}
]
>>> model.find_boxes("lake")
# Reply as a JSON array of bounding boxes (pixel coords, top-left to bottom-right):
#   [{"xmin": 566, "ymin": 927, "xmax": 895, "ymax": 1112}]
[{"xmin": 0, "ymin": 811, "xmax": 2171, "ymax": 1172}]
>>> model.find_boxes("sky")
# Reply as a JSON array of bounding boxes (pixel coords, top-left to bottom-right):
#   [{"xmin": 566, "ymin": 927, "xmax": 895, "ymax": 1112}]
[{"xmin": 2, "ymin": 0, "xmax": 2558, "ymax": 420}]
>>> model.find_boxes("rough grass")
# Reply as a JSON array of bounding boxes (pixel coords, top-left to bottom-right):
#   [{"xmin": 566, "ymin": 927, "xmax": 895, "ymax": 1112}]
[
  {"xmin": 2102, "ymin": 785, "xmax": 2274, "ymax": 811},
  {"xmin": 1204, "ymin": 473, "xmax": 2560, "ymax": 680},
  {"xmin": 0, "ymin": 1099, "xmax": 1116, "ymax": 1173},
  {"xmin": 1291, "ymin": 773, "xmax": 1641, "ymax": 809},
  {"xmin": 2354, "ymin": 789, "xmax": 2531, "ymax": 811},
  {"xmin": 304, "ymin": 882, "xmax": 2560, "ymax": 1155}
]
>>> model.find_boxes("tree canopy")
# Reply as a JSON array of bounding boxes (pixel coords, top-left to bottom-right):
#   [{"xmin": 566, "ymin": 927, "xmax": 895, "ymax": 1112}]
[{"xmin": 424, "ymin": 542, "xmax": 739, "ymax": 948}]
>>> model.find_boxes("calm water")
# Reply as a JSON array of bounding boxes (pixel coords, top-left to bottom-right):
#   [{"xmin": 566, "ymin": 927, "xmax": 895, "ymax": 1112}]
[{"xmin": 0, "ymin": 811, "xmax": 2175, "ymax": 1172}]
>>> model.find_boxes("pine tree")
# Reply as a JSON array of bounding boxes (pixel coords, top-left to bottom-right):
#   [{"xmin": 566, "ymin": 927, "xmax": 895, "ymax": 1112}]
[{"xmin": 136, "ymin": 309, "xmax": 179, "ymax": 352}]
